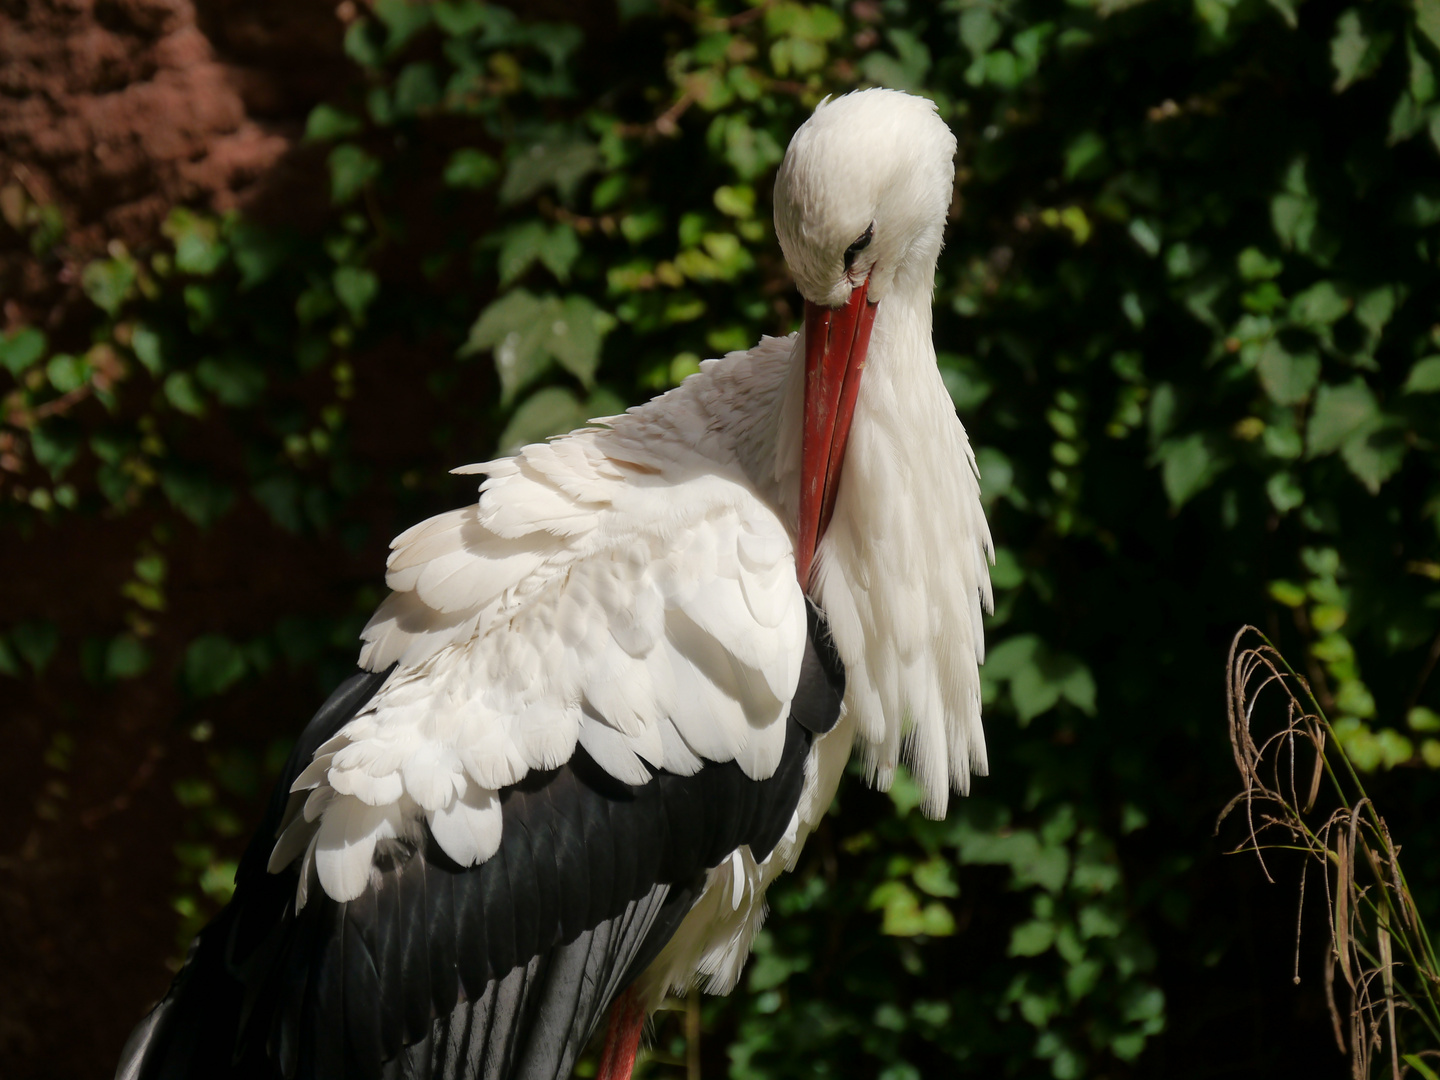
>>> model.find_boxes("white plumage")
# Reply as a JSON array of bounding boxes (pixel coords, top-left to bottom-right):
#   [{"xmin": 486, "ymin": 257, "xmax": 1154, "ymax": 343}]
[{"xmin": 271, "ymin": 86, "xmax": 991, "ymax": 1007}]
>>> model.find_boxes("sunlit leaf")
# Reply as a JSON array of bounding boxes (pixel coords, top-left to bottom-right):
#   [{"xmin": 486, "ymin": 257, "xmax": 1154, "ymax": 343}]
[
  {"xmin": 305, "ymin": 104, "xmax": 363, "ymax": 141},
  {"xmin": 82, "ymin": 257, "xmax": 136, "ymax": 316},
  {"xmin": 444, "ymin": 148, "xmax": 499, "ymax": 189},
  {"xmin": 333, "ymin": 266, "xmax": 380, "ymax": 321},
  {"xmin": 1288, "ymin": 280, "xmax": 1349, "ymax": 326},
  {"xmin": 1157, "ymin": 432, "xmax": 1224, "ymax": 509},
  {"xmin": 0, "ymin": 327, "xmax": 46, "ymax": 376},
  {"xmin": 1256, "ymin": 340, "xmax": 1320, "ymax": 405},
  {"xmin": 1307, "ymin": 378, "xmax": 1378, "ymax": 455},
  {"xmin": 501, "ymin": 135, "xmax": 601, "ymax": 205},
  {"xmin": 1404, "ymin": 355, "xmax": 1440, "ymax": 393},
  {"xmin": 1331, "ymin": 9, "xmax": 1390, "ymax": 92},
  {"xmin": 328, "ymin": 144, "xmax": 381, "ymax": 205},
  {"xmin": 164, "ymin": 210, "xmax": 228, "ymax": 276}
]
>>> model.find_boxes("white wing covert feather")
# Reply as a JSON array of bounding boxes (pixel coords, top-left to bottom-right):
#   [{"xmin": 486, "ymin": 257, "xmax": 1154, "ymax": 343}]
[{"xmin": 274, "ymin": 425, "xmax": 808, "ymax": 904}]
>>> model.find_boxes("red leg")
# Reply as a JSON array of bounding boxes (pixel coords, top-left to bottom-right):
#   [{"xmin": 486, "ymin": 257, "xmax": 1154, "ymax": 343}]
[{"xmin": 597, "ymin": 988, "xmax": 645, "ymax": 1080}]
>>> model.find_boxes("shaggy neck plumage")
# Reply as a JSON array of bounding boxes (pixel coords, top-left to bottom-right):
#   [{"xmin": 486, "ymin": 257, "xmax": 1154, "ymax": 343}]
[{"xmin": 769, "ymin": 270, "xmax": 991, "ymax": 818}]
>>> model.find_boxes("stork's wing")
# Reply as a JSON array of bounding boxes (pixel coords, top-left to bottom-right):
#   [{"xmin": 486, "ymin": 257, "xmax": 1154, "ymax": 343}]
[
  {"xmin": 116, "ymin": 422, "xmax": 827, "ymax": 1080},
  {"xmin": 117, "ymin": 610, "xmax": 844, "ymax": 1080},
  {"xmin": 273, "ymin": 433, "xmax": 809, "ymax": 904}
]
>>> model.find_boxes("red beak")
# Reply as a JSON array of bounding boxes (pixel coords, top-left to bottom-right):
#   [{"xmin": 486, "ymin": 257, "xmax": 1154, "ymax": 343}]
[{"xmin": 797, "ymin": 281, "xmax": 878, "ymax": 590}]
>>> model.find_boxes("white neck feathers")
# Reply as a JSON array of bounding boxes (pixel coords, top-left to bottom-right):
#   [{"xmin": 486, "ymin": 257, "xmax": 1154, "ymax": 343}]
[{"xmin": 605, "ymin": 278, "xmax": 992, "ymax": 818}]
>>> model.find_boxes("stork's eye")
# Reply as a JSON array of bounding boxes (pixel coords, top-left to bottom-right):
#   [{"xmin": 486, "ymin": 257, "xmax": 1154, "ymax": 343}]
[{"xmin": 843, "ymin": 223, "xmax": 875, "ymax": 271}]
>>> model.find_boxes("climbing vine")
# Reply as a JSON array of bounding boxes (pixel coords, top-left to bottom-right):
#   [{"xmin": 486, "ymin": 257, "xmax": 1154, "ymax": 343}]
[{"xmin": 5, "ymin": 0, "xmax": 1440, "ymax": 1076}]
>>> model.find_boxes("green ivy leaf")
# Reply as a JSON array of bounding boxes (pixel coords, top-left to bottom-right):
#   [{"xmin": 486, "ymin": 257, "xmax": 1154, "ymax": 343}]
[
  {"xmin": 1063, "ymin": 131, "xmax": 1107, "ymax": 181},
  {"xmin": 984, "ymin": 634, "xmax": 1096, "ymax": 722},
  {"xmin": 1271, "ymin": 161, "xmax": 1318, "ymax": 251},
  {"xmin": 328, "ymin": 144, "xmax": 381, "ymax": 205},
  {"xmin": 393, "ymin": 62, "xmax": 442, "ymax": 115},
  {"xmin": 29, "ymin": 423, "xmax": 80, "ymax": 478},
  {"xmin": 858, "ymin": 29, "xmax": 932, "ymax": 91},
  {"xmin": 714, "ymin": 184, "xmax": 756, "ymax": 218},
  {"xmin": 182, "ymin": 634, "xmax": 248, "ymax": 698},
  {"xmin": 495, "ymin": 385, "xmax": 625, "ymax": 456},
  {"xmin": 333, "ymin": 266, "xmax": 380, "ymax": 321},
  {"xmin": 867, "ymin": 880, "xmax": 951, "ymax": 937},
  {"xmin": 501, "ymin": 136, "xmax": 601, "ymax": 205},
  {"xmin": 711, "ymin": 115, "xmax": 784, "ymax": 181},
  {"xmin": 161, "ymin": 465, "xmax": 235, "ymax": 527},
  {"xmin": 343, "ymin": 19, "xmax": 385, "ymax": 67},
  {"xmin": 1340, "ymin": 423, "xmax": 1406, "ymax": 493},
  {"xmin": 46, "ymin": 353, "xmax": 87, "ymax": 393},
  {"xmin": 1288, "ymin": 280, "xmax": 1350, "ymax": 326},
  {"xmin": 1331, "ymin": 9, "xmax": 1391, "ymax": 92},
  {"xmin": 227, "ymin": 223, "xmax": 289, "ymax": 292},
  {"xmin": 305, "ymin": 104, "xmax": 363, "ymax": 141},
  {"xmin": 196, "ymin": 354, "xmax": 266, "ymax": 408},
  {"xmin": 912, "ymin": 856, "xmax": 961, "ymax": 898},
  {"xmin": 11, "ymin": 619, "xmax": 59, "ymax": 675},
  {"xmin": 464, "ymin": 290, "xmax": 552, "ymax": 400},
  {"xmin": 252, "ymin": 474, "xmax": 305, "ymax": 533},
  {"xmin": 443, "ymin": 148, "xmax": 499, "ymax": 189},
  {"xmin": 498, "ymin": 221, "xmax": 556, "ymax": 285},
  {"xmin": 164, "ymin": 371, "xmax": 207, "ymax": 417},
  {"xmin": 1078, "ymin": 904, "xmax": 1123, "ymax": 938},
  {"xmin": 1390, "ymin": 91, "xmax": 1427, "ymax": 143},
  {"xmin": 1419, "ymin": 0, "xmax": 1440, "ymax": 50},
  {"xmin": 1353, "ymin": 284, "xmax": 1399, "ymax": 345},
  {"xmin": 1237, "ymin": 247, "xmax": 1282, "ymax": 280},
  {"xmin": 1409, "ymin": 706, "xmax": 1440, "ymax": 733},
  {"xmin": 1157, "ymin": 432, "xmax": 1225, "ymax": 509},
  {"xmin": 0, "ymin": 327, "xmax": 46, "ymax": 376},
  {"xmin": 537, "ymin": 225, "xmax": 580, "ymax": 282},
  {"xmin": 954, "ymin": 818, "xmax": 1071, "ymax": 892},
  {"xmin": 82, "ymin": 257, "xmax": 137, "ymax": 316},
  {"xmin": 1403, "ymin": 355, "xmax": 1440, "ymax": 392},
  {"xmin": 1009, "ymin": 656, "xmax": 1057, "ymax": 720},
  {"xmin": 960, "ymin": 7, "xmax": 1003, "ymax": 56},
  {"xmin": 1266, "ymin": 471, "xmax": 1304, "ymax": 512},
  {"xmin": 373, "ymin": 0, "xmax": 433, "ymax": 53},
  {"xmin": 1256, "ymin": 340, "xmax": 1320, "ymax": 405},
  {"xmin": 105, "ymin": 635, "xmax": 152, "ymax": 680},
  {"xmin": 462, "ymin": 290, "xmax": 614, "ymax": 402},
  {"xmin": 163, "ymin": 210, "xmax": 228, "ymax": 276},
  {"xmin": 432, "ymin": 0, "xmax": 489, "ymax": 35},
  {"xmin": 0, "ymin": 637, "xmax": 21, "ymax": 678},
  {"xmin": 1307, "ymin": 378, "xmax": 1378, "ymax": 455}
]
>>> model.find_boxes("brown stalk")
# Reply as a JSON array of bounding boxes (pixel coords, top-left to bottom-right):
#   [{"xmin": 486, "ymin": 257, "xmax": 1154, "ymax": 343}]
[{"xmin": 1219, "ymin": 626, "xmax": 1440, "ymax": 1078}]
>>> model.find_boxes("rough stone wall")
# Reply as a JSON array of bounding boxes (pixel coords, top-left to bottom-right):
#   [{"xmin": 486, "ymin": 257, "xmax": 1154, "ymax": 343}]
[
  {"xmin": 0, "ymin": 0, "xmax": 346, "ymax": 327},
  {"xmin": 0, "ymin": 5, "xmax": 349, "ymax": 1075}
]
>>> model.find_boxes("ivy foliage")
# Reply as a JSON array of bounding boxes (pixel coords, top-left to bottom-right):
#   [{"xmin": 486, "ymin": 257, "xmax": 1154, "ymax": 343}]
[{"xmin": 5, "ymin": 0, "xmax": 1440, "ymax": 1075}]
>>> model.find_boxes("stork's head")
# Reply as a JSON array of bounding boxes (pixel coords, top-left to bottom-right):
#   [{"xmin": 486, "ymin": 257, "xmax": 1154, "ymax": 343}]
[
  {"xmin": 773, "ymin": 88, "xmax": 957, "ymax": 308},
  {"xmin": 775, "ymin": 89, "xmax": 957, "ymax": 588}
]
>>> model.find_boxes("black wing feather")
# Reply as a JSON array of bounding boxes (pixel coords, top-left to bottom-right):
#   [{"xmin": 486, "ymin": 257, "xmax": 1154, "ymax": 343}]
[{"xmin": 118, "ymin": 610, "xmax": 847, "ymax": 1080}]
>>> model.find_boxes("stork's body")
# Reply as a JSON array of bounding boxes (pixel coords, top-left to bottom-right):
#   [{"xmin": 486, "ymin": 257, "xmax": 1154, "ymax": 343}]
[{"xmin": 118, "ymin": 89, "xmax": 992, "ymax": 1080}]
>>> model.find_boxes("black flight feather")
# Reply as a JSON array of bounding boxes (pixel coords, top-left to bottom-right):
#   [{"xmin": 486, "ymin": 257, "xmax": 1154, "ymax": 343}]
[{"xmin": 117, "ymin": 609, "xmax": 847, "ymax": 1080}]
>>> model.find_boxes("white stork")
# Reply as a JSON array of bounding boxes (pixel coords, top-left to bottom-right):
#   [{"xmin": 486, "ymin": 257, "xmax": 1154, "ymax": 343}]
[{"xmin": 117, "ymin": 87, "xmax": 992, "ymax": 1080}]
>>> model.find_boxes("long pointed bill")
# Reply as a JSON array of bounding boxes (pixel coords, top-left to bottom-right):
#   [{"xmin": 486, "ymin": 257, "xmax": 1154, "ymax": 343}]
[{"xmin": 797, "ymin": 280, "xmax": 878, "ymax": 590}]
